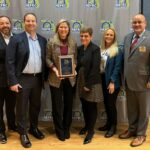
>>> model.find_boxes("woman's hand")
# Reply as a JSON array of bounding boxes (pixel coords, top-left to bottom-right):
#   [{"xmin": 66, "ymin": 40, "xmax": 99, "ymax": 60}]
[
  {"xmin": 83, "ymin": 86, "xmax": 90, "ymax": 92},
  {"xmin": 52, "ymin": 67, "xmax": 64, "ymax": 80},
  {"xmin": 107, "ymin": 82, "xmax": 115, "ymax": 94}
]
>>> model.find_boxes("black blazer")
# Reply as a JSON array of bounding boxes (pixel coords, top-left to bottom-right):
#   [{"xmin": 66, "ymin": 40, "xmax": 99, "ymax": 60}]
[
  {"xmin": 6, "ymin": 31, "xmax": 47, "ymax": 86},
  {"xmin": 0, "ymin": 32, "xmax": 9, "ymax": 87},
  {"xmin": 77, "ymin": 42, "xmax": 101, "ymax": 89}
]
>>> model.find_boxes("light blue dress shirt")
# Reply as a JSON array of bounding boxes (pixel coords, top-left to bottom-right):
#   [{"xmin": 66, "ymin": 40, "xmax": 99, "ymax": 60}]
[{"xmin": 23, "ymin": 32, "xmax": 42, "ymax": 74}]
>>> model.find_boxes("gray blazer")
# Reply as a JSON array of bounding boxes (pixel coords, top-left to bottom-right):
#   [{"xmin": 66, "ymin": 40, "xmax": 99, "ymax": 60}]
[{"xmin": 124, "ymin": 30, "xmax": 150, "ymax": 91}]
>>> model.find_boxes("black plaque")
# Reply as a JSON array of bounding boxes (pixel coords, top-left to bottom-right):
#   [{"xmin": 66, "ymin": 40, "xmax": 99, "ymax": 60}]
[{"xmin": 58, "ymin": 55, "xmax": 75, "ymax": 77}]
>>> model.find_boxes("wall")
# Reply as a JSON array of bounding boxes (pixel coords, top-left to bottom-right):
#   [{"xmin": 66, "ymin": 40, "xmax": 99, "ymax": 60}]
[{"xmin": 0, "ymin": 0, "xmax": 140, "ymax": 122}]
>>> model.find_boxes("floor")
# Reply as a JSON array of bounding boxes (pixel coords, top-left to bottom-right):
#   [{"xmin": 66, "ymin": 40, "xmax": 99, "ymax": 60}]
[{"xmin": 1, "ymin": 122, "xmax": 150, "ymax": 150}]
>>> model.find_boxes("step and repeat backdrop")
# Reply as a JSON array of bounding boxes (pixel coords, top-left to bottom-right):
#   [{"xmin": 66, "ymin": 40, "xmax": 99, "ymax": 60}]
[{"xmin": 0, "ymin": 0, "xmax": 140, "ymax": 123}]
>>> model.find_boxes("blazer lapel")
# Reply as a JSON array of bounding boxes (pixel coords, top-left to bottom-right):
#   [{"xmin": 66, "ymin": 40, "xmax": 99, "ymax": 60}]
[
  {"xmin": 0, "ymin": 33, "xmax": 7, "ymax": 47},
  {"xmin": 37, "ymin": 34, "xmax": 45, "ymax": 60},
  {"xmin": 129, "ymin": 31, "xmax": 148, "ymax": 58},
  {"xmin": 125, "ymin": 34, "xmax": 133, "ymax": 58},
  {"xmin": 22, "ymin": 32, "xmax": 30, "ymax": 53}
]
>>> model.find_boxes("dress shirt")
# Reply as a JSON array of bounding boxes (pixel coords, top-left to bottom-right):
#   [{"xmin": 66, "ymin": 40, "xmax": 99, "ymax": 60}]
[{"xmin": 23, "ymin": 32, "xmax": 42, "ymax": 74}]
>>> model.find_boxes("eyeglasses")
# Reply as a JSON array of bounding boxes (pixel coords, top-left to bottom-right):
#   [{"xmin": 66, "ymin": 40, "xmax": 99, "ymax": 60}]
[{"xmin": 80, "ymin": 35, "xmax": 89, "ymax": 38}]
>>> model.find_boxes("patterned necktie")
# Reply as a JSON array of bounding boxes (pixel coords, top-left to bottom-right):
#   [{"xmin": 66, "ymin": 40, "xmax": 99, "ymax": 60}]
[{"xmin": 130, "ymin": 35, "xmax": 139, "ymax": 51}]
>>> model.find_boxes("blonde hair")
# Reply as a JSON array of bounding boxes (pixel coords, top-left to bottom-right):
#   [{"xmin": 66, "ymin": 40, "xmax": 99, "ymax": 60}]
[{"xmin": 101, "ymin": 28, "xmax": 118, "ymax": 58}]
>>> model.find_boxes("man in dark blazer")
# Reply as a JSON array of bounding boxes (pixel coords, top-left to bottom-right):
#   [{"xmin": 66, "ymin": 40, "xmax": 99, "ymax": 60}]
[
  {"xmin": 6, "ymin": 13, "xmax": 47, "ymax": 148},
  {"xmin": 119, "ymin": 14, "xmax": 150, "ymax": 147},
  {"xmin": 0, "ymin": 16, "xmax": 17, "ymax": 144}
]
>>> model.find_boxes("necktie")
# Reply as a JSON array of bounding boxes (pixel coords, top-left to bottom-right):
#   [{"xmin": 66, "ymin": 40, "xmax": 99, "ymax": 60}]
[{"xmin": 130, "ymin": 35, "xmax": 139, "ymax": 51}]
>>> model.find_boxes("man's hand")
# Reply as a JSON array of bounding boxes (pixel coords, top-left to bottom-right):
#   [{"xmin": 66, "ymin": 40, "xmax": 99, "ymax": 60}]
[{"xmin": 10, "ymin": 84, "xmax": 22, "ymax": 93}]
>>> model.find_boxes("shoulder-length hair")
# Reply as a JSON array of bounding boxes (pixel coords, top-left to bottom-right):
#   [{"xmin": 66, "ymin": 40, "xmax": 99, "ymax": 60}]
[
  {"xmin": 101, "ymin": 28, "xmax": 118, "ymax": 58},
  {"xmin": 55, "ymin": 19, "xmax": 70, "ymax": 37}
]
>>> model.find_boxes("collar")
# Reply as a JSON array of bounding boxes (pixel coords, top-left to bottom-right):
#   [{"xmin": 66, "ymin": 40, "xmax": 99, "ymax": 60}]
[
  {"xmin": 1, "ymin": 32, "xmax": 13, "ymax": 39},
  {"xmin": 133, "ymin": 30, "xmax": 145, "ymax": 39},
  {"xmin": 26, "ymin": 32, "xmax": 37, "ymax": 41}
]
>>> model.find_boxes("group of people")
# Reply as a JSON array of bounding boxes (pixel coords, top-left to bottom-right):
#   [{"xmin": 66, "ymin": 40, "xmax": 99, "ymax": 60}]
[{"xmin": 0, "ymin": 12, "xmax": 150, "ymax": 148}]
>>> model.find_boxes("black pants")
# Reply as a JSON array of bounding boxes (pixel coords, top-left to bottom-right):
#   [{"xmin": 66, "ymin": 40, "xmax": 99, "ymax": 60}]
[
  {"xmin": 50, "ymin": 79, "xmax": 73, "ymax": 137},
  {"xmin": 101, "ymin": 73, "xmax": 120, "ymax": 127},
  {"xmin": 80, "ymin": 98, "xmax": 97, "ymax": 133},
  {"xmin": 0, "ymin": 87, "xmax": 16, "ymax": 133},
  {"xmin": 16, "ymin": 74, "xmax": 42, "ymax": 135}
]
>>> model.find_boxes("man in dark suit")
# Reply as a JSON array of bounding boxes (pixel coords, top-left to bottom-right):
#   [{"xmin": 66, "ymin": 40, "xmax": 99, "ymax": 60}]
[
  {"xmin": 0, "ymin": 16, "xmax": 17, "ymax": 144},
  {"xmin": 6, "ymin": 13, "xmax": 47, "ymax": 148},
  {"xmin": 119, "ymin": 14, "xmax": 150, "ymax": 147}
]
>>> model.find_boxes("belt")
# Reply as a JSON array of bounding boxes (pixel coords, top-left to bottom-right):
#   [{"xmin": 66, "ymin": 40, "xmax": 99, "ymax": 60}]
[{"xmin": 22, "ymin": 73, "xmax": 42, "ymax": 77}]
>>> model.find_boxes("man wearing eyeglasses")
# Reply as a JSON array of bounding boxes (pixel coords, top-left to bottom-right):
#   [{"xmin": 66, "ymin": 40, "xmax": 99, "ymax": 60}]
[{"xmin": 119, "ymin": 14, "xmax": 150, "ymax": 147}]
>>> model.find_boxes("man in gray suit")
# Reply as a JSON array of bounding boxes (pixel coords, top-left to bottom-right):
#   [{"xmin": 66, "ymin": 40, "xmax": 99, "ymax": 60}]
[{"xmin": 119, "ymin": 14, "xmax": 150, "ymax": 147}]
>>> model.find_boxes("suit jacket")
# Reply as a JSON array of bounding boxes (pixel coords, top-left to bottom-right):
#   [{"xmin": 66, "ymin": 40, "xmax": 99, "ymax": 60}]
[
  {"xmin": 104, "ymin": 48, "xmax": 123, "ymax": 89},
  {"xmin": 6, "ymin": 31, "xmax": 47, "ymax": 86},
  {"xmin": 0, "ymin": 32, "xmax": 10, "ymax": 87},
  {"xmin": 124, "ymin": 30, "xmax": 150, "ymax": 91},
  {"xmin": 46, "ymin": 34, "xmax": 77, "ymax": 88},
  {"xmin": 77, "ymin": 42, "xmax": 101, "ymax": 89}
]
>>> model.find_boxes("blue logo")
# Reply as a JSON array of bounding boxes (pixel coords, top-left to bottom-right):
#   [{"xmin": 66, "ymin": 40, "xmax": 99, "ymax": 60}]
[
  {"xmin": 71, "ymin": 20, "xmax": 83, "ymax": 32},
  {"xmin": 56, "ymin": 0, "xmax": 69, "ymax": 8},
  {"xmin": 41, "ymin": 20, "xmax": 55, "ymax": 32},
  {"xmin": 12, "ymin": 19, "xmax": 23, "ymax": 33},
  {"xmin": 100, "ymin": 20, "xmax": 114, "ymax": 31},
  {"xmin": 25, "ymin": 0, "xmax": 40, "ymax": 9},
  {"xmin": 115, "ymin": 0, "xmax": 129, "ymax": 8},
  {"xmin": 86, "ymin": 0, "xmax": 100, "ymax": 8},
  {"xmin": 0, "ymin": 0, "xmax": 10, "ymax": 9}
]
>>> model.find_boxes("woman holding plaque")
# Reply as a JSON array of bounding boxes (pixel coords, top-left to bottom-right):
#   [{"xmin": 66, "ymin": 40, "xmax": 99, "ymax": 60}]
[
  {"xmin": 76, "ymin": 27, "xmax": 103, "ymax": 144},
  {"xmin": 98, "ymin": 28, "xmax": 123, "ymax": 138},
  {"xmin": 46, "ymin": 19, "xmax": 77, "ymax": 141}
]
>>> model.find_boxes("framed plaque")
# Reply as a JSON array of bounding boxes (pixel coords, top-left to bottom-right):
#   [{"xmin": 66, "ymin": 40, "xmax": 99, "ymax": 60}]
[{"xmin": 58, "ymin": 55, "xmax": 75, "ymax": 77}]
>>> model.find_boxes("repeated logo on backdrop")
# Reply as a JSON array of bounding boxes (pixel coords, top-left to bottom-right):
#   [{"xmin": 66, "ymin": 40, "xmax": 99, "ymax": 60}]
[
  {"xmin": 56, "ymin": 0, "xmax": 69, "ymax": 8},
  {"xmin": 100, "ymin": 20, "xmax": 114, "ymax": 31},
  {"xmin": 115, "ymin": 0, "xmax": 129, "ymax": 8},
  {"xmin": 86, "ymin": 0, "xmax": 100, "ymax": 8},
  {"xmin": 41, "ymin": 20, "xmax": 55, "ymax": 33},
  {"xmin": 25, "ymin": 0, "xmax": 40, "ymax": 9},
  {"xmin": 0, "ymin": 0, "xmax": 10, "ymax": 10},
  {"xmin": 12, "ymin": 19, "xmax": 23, "ymax": 33},
  {"xmin": 71, "ymin": 20, "xmax": 83, "ymax": 32}
]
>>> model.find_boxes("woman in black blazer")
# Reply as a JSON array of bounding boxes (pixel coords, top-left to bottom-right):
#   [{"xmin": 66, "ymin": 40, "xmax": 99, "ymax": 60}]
[{"xmin": 76, "ymin": 27, "xmax": 103, "ymax": 144}]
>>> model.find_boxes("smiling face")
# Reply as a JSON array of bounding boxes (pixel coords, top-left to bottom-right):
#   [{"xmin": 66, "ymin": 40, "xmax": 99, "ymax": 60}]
[
  {"xmin": 57, "ymin": 22, "xmax": 69, "ymax": 40},
  {"xmin": 104, "ymin": 29, "xmax": 115, "ymax": 48},
  {"xmin": 80, "ymin": 32, "xmax": 92, "ymax": 47},
  {"xmin": 132, "ymin": 14, "xmax": 146, "ymax": 35},
  {"xmin": 24, "ymin": 14, "xmax": 37, "ymax": 34},
  {"xmin": 0, "ymin": 16, "xmax": 11, "ymax": 36}
]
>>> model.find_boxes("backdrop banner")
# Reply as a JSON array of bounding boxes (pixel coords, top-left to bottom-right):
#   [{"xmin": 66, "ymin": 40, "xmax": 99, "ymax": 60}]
[{"xmin": 0, "ymin": 0, "xmax": 140, "ymax": 123}]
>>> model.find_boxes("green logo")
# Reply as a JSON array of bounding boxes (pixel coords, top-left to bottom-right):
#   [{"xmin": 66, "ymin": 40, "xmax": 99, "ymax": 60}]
[
  {"xmin": 0, "ymin": 0, "xmax": 10, "ymax": 9},
  {"xmin": 71, "ymin": 20, "xmax": 83, "ymax": 32},
  {"xmin": 12, "ymin": 19, "xmax": 23, "ymax": 33},
  {"xmin": 86, "ymin": 0, "xmax": 100, "ymax": 8},
  {"xmin": 41, "ymin": 20, "xmax": 55, "ymax": 32},
  {"xmin": 56, "ymin": 0, "xmax": 69, "ymax": 8},
  {"xmin": 116, "ymin": 0, "xmax": 129, "ymax": 8},
  {"xmin": 26, "ymin": 0, "xmax": 40, "ymax": 8},
  {"xmin": 100, "ymin": 20, "xmax": 114, "ymax": 31}
]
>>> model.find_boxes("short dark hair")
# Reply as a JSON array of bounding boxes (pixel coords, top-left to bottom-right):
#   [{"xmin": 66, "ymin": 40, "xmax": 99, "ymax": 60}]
[
  {"xmin": 23, "ymin": 12, "xmax": 37, "ymax": 22},
  {"xmin": 80, "ymin": 27, "xmax": 93, "ymax": 36},
  {"xmin": 55, "ymin": 19, "xmax": 70, "ymax": 37},
  {"xmin": 0, "ymin": 15, "xmax": 11, "ymax": 24}
]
